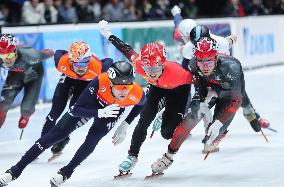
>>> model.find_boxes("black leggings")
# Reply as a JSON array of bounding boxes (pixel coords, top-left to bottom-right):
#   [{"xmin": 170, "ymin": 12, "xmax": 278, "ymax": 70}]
[{"xmin": 129, "ymin": 84, "xmax": 190, "ymax": 156}]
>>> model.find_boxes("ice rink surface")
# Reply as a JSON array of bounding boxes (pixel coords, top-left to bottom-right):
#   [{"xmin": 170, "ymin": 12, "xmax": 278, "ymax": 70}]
[{"xmin": 0, "ymin": 65, "xmax": 284, "ymax": 187}]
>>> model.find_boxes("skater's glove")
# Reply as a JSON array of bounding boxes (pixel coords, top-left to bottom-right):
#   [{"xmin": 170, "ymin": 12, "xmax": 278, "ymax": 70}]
[
  {"xmin": 188, "ymin": 98, "xmax": 200, "ymax": 119},
  {"xmin": 205, "ymin": 120, "xmax": 223, "ymax": 144},
  {"xmin": 98, "ymin": 20, "xmax": 112, "ymax": 39},
  {"xmin": 171, "ymin": 5, "xmax": 181, "ymax": 16},
  {"xmin": 112, "ymin": 121, "xmax": 129, "ymax": 145},
  {"xmin": 226, "ymin": 34, "xmax": 237, "ymax": 48},
  {"xmin": 24, "ymin": 67, "xmax": 38, "ymax": 83},
  {"xmin": 98, "ymin": 104, "xmax": 120, "ymax": 118},
  {"xmin": 198, "ymin": 102, "xmax": 212, "ymax": 129}
]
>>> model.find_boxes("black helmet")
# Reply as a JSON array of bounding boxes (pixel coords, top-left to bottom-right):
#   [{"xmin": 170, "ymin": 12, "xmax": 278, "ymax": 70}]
[
  {"xmin": 190, "ymin": 25, "xmax": 210, "ymax": 44},
  {"xmin": 107, "ymin": 61, "xmax": 135, "ymax": 85}
]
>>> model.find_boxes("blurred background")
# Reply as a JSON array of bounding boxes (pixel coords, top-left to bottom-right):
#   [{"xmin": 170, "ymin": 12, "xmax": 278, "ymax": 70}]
[{"xmin": 0, "ymin": 0, "xmax": 283, "ymax": 25}]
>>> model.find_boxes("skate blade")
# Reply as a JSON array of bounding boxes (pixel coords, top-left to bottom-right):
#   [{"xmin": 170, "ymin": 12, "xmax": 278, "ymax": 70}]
[
  {"xmin": 50, "ymin": 180, "xmax": 58, "ymax": 187},
  {"xmin": 113, "ymin": 172, "xmax": 132, "ymax": 180},
  {"xmin": 202, "ymin": 147, "xmax": 219, "ymax": 154},
  {"xmin": 145, "ymin": 172, "xmax": 164, "ymax": 180},
  {"xmin": 265, "ymin": 127, "xmax": 278, "ymax": 133},
  {"xmin": 48, "ymin": 152, "xmax": 62, "ymax": 162}
]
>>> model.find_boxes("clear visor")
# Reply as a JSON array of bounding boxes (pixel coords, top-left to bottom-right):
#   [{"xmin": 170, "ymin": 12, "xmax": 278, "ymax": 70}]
[{"xmin": 142, "ymin": 65, "xmax": 163, "ymax": 74}]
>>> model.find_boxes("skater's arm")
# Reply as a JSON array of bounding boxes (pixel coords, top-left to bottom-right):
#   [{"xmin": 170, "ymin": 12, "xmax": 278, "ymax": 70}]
[
  {"xmin": 99, "ymin": 20, "xmax": 139, "ymax": 63},
  {"xmin": 54, "ymin": 50, "xmax": 68, "ymax": 68},
  {"xmin": 21, "ymin": 46, "xmax": 54, "ymax": 64},
  {"xmin": 214, "ymin": 62, "xmax": 242, "ymax": 124},
  {"xmin": 71, "ymin": 78, "xmax": 100, "ymax": 118},
  {"xmin": 124, "ymin": 93, "xmax": 146, "ymax": 124}
]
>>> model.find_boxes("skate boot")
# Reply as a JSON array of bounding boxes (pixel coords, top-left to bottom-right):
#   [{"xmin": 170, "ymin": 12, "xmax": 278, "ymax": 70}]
[
  {"xmin": 202, "ymin": 142, "xmax": 220, "ymax": 154},
  {"xmin": 0, "ymin": 169, "xmax": 17, "ymax": 186},
  {"xmin": 50, "ymin": 170, "xmax": 67, "ymax": 187},
  {"xmin": 119, "ymin": 154, "xmax": 138, "ymax": 172},
  {"xmin": 18, "ymin": 116, "xmax": 30, "ymax": 129},
  {"xmin": 0, "ymin": 112, "xmax": 7, "ymax": 128},
  {"xmin": 48, "ymin": 137, "xmax": 70, "ymax": 162},
  {"xmin": 114, "ymin": 154, "xmax": 138, "ymax": 179},
  {"xmin": 243, "ymin": 111, "xmax": 261, "ymax": 132},
  {"xmin": 151, "ymin": 153, "xmax": 173, "ymax": 174},
  {"xmin": 255, "ymin": 113, "xmax": 270, "ymax": 128}
]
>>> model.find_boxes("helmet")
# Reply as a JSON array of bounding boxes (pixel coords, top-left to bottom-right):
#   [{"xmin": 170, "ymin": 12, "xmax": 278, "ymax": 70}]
[
  {"xmin": 193, "ymin": 37, "xmax": 217, "ymax": 59},
  {"xmin": 140, "ymin": 42, "xmax": 166, "ymax": 67},
  {"xmin": 107, "ymin": 61, "xmax": 135, "ymax": 85},
  {"xmin": 190, "ymin": 25, "xmax": 210, "ymax": 44},
  {"xmin": 178, "ymin": 19, "xmax": 197, "ymax": 38},
  {"xmin": 0, "ymin": 34, "xmax": 17, "ymax": 54},
  {"xmin": 69, "ymin": 41, "xmax": 91, "ymax": 66}
]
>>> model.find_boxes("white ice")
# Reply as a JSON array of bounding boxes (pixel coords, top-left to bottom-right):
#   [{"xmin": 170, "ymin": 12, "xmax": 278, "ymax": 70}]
[{"xmin": 0, "ymin": 66, "xmax": 284, "ymax": 187}]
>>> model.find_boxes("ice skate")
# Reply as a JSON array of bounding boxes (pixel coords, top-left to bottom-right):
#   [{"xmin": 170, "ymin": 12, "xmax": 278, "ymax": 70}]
[
  {"xmin": 114, "ymin": 155, "xmax": 137, "ymax": 179},
  {"xmin": 50, "ymin": 170, "xmax": 67, "ymax": 187},
  {"xmin": 148, "ymin": 153, "xmax": 173, "ymax": 179},
  {"xmin": 48, "ymin": 137, "xmax": 70, "ymax": 162},
  {"xmin": 0, "ymin": 170, "xmax": 16, "ymax": 187}
]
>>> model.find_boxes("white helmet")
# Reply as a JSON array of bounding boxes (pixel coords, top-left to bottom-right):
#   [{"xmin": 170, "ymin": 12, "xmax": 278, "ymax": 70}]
[{"xmin": 178, "ymin": 19, "xmax": 197, "ymax": 37}]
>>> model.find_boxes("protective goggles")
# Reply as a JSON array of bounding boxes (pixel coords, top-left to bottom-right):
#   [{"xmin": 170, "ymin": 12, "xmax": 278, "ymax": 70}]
[
  {"xmin": 196, "ymin": 57, "xmax": 216, "ymax": 68},
  {"xmin": 0, "ymin": 52, "xmax": 16, "ymax": 59},
  {"xmin": 113, "ymin": 84, "xmax": 133, "ymax": 91},
  {"xmin": 71, "ymin": 56, "xmax": 90, "ymax": 67},
  {"xmin": 142, "ymin": 65, "xmax": 163, "ymax": 74}
]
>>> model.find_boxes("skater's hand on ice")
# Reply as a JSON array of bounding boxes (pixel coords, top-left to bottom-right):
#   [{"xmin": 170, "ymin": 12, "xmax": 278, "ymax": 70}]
[
  {"xmin": 112, "ymin": 121, "xmax": 129, "ymax": 145},
  {"xmin": 198, "ymin": 102, "xmax": 212, "ymax": 128},
  {"xmin": 98, "ymin": 104, "xmax": 120, "ymax": 118},
  {"xmin": 205, "ymin": 120, "xmax": 223, "ymax": 144},
  {"xmin": 99, "ymin": 20, "xmax": 112, "ymax": 39},
  {"xmin": 171, "ymin": 5, "xmax": 181, "ymax": 16}
]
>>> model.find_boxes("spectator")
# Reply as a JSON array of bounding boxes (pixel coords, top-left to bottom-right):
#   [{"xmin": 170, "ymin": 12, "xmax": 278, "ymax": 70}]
[
  {"xmin": 58, "ymin": 0, "xmax": 78, "ymax": 23},
  {"xmin": 178, "ymin": 0, "xmax": 198, "ymax": 18},
  {"xmin": 223, "ymin": 0, "xmax": 245, "ymax": 17},
  {"xmin": 272, "ymin": 0, "xmax": 284, "ymax": 14},
  {"xmin": 6, "ymin": 0, "xmax": 26, "ymax": 24},
  {"xmin": 90, "ymin": 0, "xmax": 101, "ymax": 21},
  {"xmin": 0, "ymin": 3, "xmax": 9, "ymax": 25},
  {"xmin": 135, "ymin": 0, "xmax": 152, "ymax": 20},
  {"xmin": 123, "ymin": 0, "xmax": 137, "ymax": 21},
  {"xmin": 54, "ymin": 0, "xmax": 62, "ymax": 10},
  {"xmin": 75, "ymin": 0, "xmax": 95, "ymax": 22},
  {"xmin": 147, "ymin": 0, "xmax": 170, "ymax": 20},
  {"xmin": 246, "ymin": 0, "xmax": 269, "ymax": 16},
  {"xmin": 38, "ymin": 0, "xmax": 58, "ymax": 24},
  {"xmin": 102, "ymin": 0, "xmax": 125, "ymax": 22},
  {"xmin": 21, "ymin": 0, "xmax": 42, "ymax": 24}
]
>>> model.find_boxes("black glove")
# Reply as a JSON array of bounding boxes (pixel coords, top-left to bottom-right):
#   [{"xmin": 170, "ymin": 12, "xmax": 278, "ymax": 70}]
[{"xmin": 24, "ymin": 68, "xmax": 38, "ymax": 83}]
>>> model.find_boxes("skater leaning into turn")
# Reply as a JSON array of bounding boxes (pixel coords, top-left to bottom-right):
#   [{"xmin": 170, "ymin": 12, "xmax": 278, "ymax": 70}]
[
  {"xmin": 171, "ymin": 6, "xmax": 271, "ymax": 131},
  {"xmin": 150, "ymin": 36, "xmax": 258, "ymax": 174},
  {"xmin": 0, "ymin": 61, "xmax": 146, "ymax": 186},
  {"xmin": 0, "ymin": 34, "xmax": 53, "ymax": 130},
  {"xmin": 41, "ymin": 41, "xmax": 113, "ymax": 161},
  {"xmin": 99, "ymin": 20, "xmax": 211, "ymax": 178}
]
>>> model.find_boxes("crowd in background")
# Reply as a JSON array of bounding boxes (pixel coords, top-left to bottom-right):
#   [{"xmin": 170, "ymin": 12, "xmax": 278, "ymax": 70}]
[{"xmin": 0, "ymin": 0, "xmax": 284, "ymax": 26}]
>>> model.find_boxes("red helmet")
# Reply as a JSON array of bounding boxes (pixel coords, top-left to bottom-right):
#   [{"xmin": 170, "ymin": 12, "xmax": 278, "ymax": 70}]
[
  {"xmin": 193, "ymin": 37, "xmax": 217, "ymax": 59},
  {"xmin": 140, "ymin": 42, "xmax": 166, "ymax": 67},
  {"xmin": 0, "ymin": 34, "xmax": 17, "ymax": 54}
]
